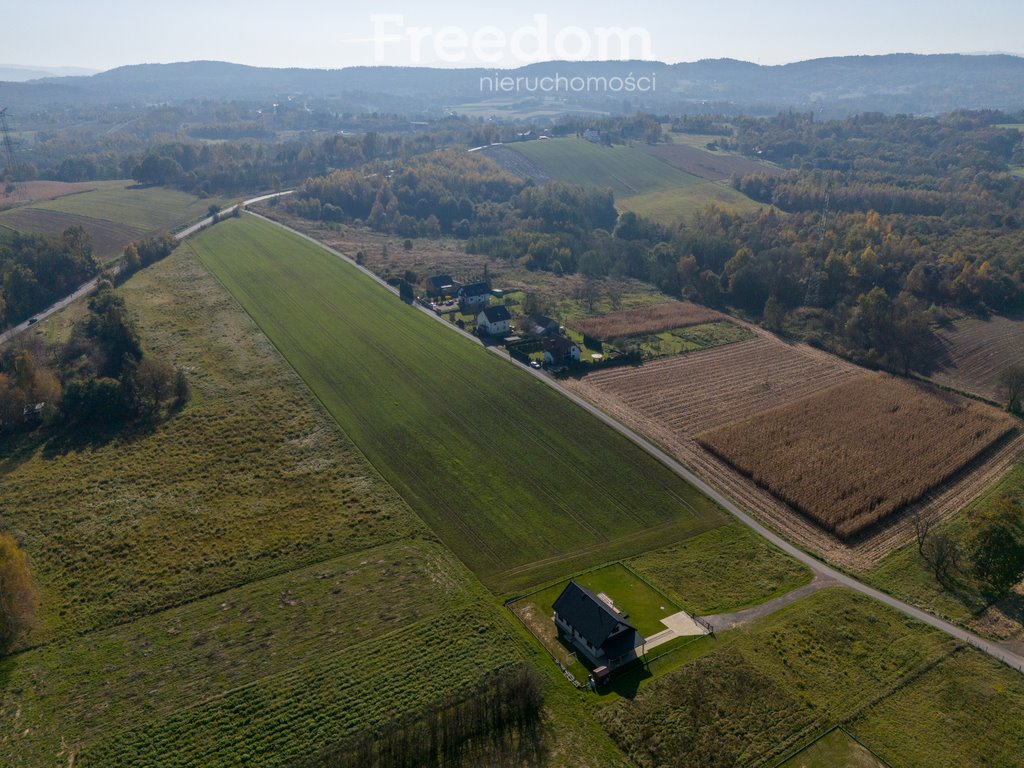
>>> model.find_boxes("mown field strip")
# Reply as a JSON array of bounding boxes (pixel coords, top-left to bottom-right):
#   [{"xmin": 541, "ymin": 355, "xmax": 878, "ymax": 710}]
[{"xmin": 190, "ymin": 215, "xmax": 730, "ymax": 593}]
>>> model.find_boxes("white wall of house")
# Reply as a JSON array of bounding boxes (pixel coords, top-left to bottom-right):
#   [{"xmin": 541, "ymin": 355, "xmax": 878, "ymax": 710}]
[{"xmin": 477, "ymin": 313, "xmax": 510, "ymax": 336}]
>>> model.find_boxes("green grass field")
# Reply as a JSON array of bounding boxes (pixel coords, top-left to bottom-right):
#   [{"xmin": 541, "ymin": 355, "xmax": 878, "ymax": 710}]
[
  {"xmin": 1012, "ymin": 166, "xmax": 1024, "ymax": 179},
  {"xmin": 780, "ymin": 728, "xmax": 887, "ymax": 768},
  {"xmin": 863, "ymin": 459, "xmax": 1024, "ymax": 635},
  {"xmin": 600, "ymin": 588, "xmax": 986, "ymax": 768},
  {"xmin": 628, "ymin": 523, "xmax": 813, "ymax": 615},
  {"xmin": 0, "ymin": 243, "xmax": 422, "ymax": 645},
  {"xmin": 634, "ymin": 321, "xmax": 754, "ymax": 358},
  {"xmin": 191, "ymin": 215, "xmax": 731, "ymax": 594},
  {"xmin": 0, "ymin": 540, "xmax": 514, "ymax": 765},
  {"xmin": 0, "ymin": 238, "xmax": 633, "ymax": 767},
  {"xmin": 617, "ymin": 181, "xmax": 763, "ymax": 221},
  {"xmin": 27, "ymin": 181, "xmax": 227, "ymax": 232},
  {"xmin": 508, "ymin": 138, "xmax": 763, "ymax": 222},
  {"xmin": 0, "ymin": 181, "xmax": 228, "ymax": 260},
  {"xmin": 524, "ymin": 563, "xmax": 679, "ymax": 638},
  {"xmin": 848, "ymin": 648, "xmax": 1024, "ymax": 767},
  {"xmin": 511, "ymin": 138, "xmax": 702, "ymax": 198}
]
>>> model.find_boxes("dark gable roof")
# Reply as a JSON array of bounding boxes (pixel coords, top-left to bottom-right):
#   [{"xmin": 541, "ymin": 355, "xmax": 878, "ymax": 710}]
[
  {"xmin": 529, "ymin": 314, "xmax": 557, "ymax": 328},
  {"xmin": 460, "ymin": 282, "xmax": 490, "ymax": 297},
  {"xmin": 480, "ymin": 304, "xmax": 511, "ymax": 323},
  {"xmin": 428, "ymin": 274, "xmax": 453, "ymax": 289},
  {"xmin": 543, "ymin": 335, "xmax": 576, "ymax": 355},
  {"xmin": 553, "ymin": 581, "xmax": 640, "ymax": 648}
]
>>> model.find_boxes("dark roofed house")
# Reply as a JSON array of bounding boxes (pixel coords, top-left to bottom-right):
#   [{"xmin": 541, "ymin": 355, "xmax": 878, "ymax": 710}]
[
  {"xmin": 458, "ymin": 282, "xmax": 491, "ymax": 310},
  {"xmin": 427, "ymin": 274, "xmax": 456, "ymax": 298},
  {"xmin": 525, "ymin": 314, "xmax": 560, "ymax": 337},
  {"xmin": 477, "ymin": 304, "xmax": 511, "ymax": 336},
  {"xmin": 552, "ymin": 581, "xmax": 644, "ymax": 671},
  {"xmin": 542, "ymin": 335, "xmax": 581, "ymax": 366}
]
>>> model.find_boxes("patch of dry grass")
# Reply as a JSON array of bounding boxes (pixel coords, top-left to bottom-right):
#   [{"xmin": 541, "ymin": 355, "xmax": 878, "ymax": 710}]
[{"xmin": 570, "ymin": 301, "xmax": 727, "ymax": 340}]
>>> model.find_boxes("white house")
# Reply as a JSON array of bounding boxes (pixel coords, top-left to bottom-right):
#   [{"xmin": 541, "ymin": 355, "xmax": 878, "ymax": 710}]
[
  {"xmin": 542, "ymin": 335, "xmax": 581, "ymax": 366},
  {"xmin": 477, "ymin": 304, "xmax": 511, "ymax": 336},
  {"xmin": 458, "ymin": 282, "xmax": 491, "ymax": 310}
]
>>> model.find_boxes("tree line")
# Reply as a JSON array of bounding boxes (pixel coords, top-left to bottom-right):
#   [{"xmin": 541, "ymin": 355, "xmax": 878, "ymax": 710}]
[
  {"xmin": 0, "ymin": 226, "xmax": 98, "ymax": 328},
  {"xmin": 1, "ymin": 275, "xmax": 188, "ymax": 437}
]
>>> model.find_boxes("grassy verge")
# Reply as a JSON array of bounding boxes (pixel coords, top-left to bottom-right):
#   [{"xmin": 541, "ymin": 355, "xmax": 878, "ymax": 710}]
[
  {"xmin": 191, "ymin": 215, "xmax": 731, "ymax": 594},
  {"xmin": 862, "ymin": 459, "xmax": 1024, "ymax": 634},
  {"xmin": 627, "ymin": 523, "xmax": 814, "ymax": 615}
]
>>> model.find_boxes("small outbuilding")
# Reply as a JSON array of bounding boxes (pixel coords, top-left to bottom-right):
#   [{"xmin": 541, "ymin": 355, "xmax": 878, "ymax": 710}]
[{"xmin": 552, "ymin": 581, "xmax": 644, "ymax": 670}]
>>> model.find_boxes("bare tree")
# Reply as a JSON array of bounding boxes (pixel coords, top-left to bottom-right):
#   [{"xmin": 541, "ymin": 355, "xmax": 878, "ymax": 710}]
[
  {"xmin": 913, "ymin": 509, "xmax": 933, "ymax": 556},
  {"xmin": 921, "ymin": 533, "xmax": 960, "ymax": 584},
  {"xmin": 998, "ymin": 365, "xmax": 1024, "ymax": 414}
]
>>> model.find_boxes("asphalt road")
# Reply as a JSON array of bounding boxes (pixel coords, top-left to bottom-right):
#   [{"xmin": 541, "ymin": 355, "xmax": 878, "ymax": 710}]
[{"xmin": 0, "ymin": 190, "xmax": 293, "ymax": 346}]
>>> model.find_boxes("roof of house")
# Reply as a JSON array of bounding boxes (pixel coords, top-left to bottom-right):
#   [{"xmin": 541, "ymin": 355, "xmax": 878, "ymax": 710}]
[
  {"xmin": 528, "ymin": 314, "xmax": 558, "ymax": 330},
  {"xmin": 543, "ymin": 335, "xmax": 577, "ymax": 355},
  {"xmin": 552, "ymin": 581, "xmax": 642, "ymax": 650},
  {"xmin": 479, "ymin": 304, "xmax": 511, "ymax": 323},
  {"xmin": 460, "ymin": 282, "xmax": 490, "ymax": 297},
  {"xmin": 428, "ymin": 274, "xmax": 454, "ymax": 289}
]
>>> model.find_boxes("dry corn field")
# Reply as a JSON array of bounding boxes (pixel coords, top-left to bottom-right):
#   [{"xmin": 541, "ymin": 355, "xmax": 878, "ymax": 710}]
[
  {"xmin": 570, "ymin": 301, "xmax": 727, "ymax": 340},
  {"xmin": 698, "ymin": 374, "xmax": 1018, "ymax": 539},
  {"xmin": 562, "ymin": 334, "xmax": 1024, "ymax": 567}
]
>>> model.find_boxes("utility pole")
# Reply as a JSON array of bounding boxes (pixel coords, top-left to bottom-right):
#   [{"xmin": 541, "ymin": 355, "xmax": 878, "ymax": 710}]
[{"xmin": 0, "ymin": 107, "xmax": 21, "ymax": 197}]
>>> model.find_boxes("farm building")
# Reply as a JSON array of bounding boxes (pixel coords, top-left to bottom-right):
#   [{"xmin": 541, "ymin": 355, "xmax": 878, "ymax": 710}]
[
  {"xmin": 552, "ymin": 581, "xmax": 644, "ymax": 670},
  {"xmin": 543, "ymin": 335, "xmax": 581, "ymax": 366},
  {"xmin": 477, "ymin": 304, "xmax": 511, "ymax": 336},
  {"xmin": 458, "ymin": 282, "xmax": 491, "ymax": 310}
]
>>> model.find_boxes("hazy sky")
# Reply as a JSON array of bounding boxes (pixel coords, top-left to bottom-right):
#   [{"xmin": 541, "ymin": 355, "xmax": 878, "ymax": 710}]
[{"xmin": 6, "ymin": 0, "xmax": 1024, "ymax": 71}]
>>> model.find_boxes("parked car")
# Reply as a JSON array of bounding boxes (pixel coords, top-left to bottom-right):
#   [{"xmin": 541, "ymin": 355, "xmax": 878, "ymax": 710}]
[
  {"xmin": 529, "ymin": 360, "xmax": 542, "ymax": 369},
  {"xmin": 27, "ymin": 317, "xmax": 38, "ymax": 325}
]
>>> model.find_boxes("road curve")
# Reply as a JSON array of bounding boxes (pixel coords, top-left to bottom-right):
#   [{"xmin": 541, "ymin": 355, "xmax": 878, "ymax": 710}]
[
  {"xmin": 250, "ymin": 210, "xmax": 1024, "ymax": 676},
  {"xmin": 0, "ymin": 190, "xmax": 294, "ymax": 346}
]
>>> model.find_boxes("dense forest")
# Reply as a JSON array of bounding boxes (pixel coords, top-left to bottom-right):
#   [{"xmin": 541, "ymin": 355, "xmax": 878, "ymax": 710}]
[{"xmin": 0, "ymin": 226, "xmax": 98, "ymax": 326}]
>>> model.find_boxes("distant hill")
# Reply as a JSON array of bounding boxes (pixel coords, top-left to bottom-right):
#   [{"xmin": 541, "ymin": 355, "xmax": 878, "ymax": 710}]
[
  {"xmin": 2, "ymin": 55, "xmax": 1024, "ymax": 116},
  {"xmin": 0, "ymin": 63, "xmax": 98, "ymax": 81}
]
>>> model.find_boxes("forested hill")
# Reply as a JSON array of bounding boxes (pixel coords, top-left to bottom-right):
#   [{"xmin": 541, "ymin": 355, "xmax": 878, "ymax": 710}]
[{"xmin": 3, "ymin": 54, "xmax": 1024, "ymax": 115}]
